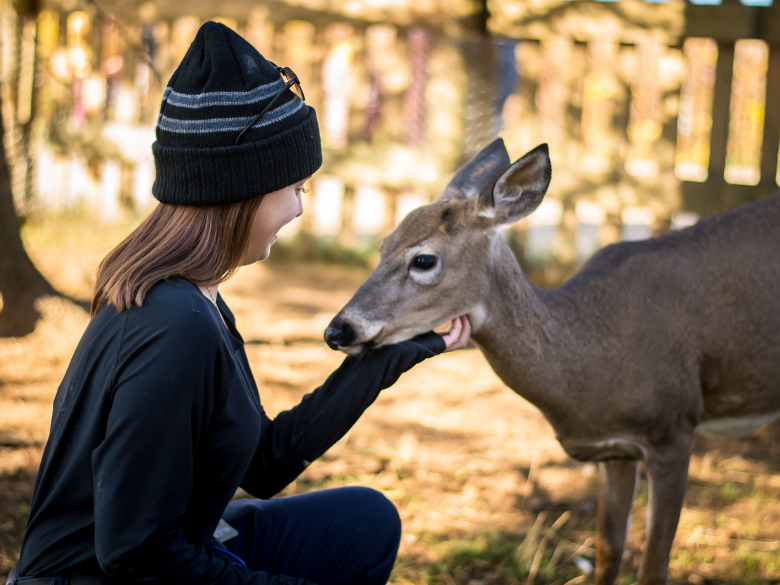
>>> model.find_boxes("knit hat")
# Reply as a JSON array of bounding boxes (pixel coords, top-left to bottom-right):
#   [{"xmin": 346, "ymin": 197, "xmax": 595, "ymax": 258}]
[{"xmin": 152, "ymin": 21, "xmax": 322, "ymax": 206}]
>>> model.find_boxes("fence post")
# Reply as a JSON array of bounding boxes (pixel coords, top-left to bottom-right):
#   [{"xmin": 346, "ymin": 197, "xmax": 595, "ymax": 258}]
[{"xmin": 708, "ymin": 43, "xmax": 734, "ymax": 181}]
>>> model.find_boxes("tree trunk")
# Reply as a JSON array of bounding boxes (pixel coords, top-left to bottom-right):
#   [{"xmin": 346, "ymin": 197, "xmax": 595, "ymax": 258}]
[{"xmin": 0, "ymin": 97, "xmax": 55, "ymax": 337}]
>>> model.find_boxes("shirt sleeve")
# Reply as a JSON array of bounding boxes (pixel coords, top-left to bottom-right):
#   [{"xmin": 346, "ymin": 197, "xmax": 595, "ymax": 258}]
[
  {"xmin": 240, "ymin": 332, "xmax": 446, "ymax": 499},
  {"xmin": 91, "ymin": 311, "xmax": 312, "ymax": 585}
]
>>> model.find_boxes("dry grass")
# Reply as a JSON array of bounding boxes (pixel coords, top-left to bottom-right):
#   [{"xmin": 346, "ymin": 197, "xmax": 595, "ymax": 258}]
[{"xmin": 2, "ymin": 213, "xmax": 780, "ymax": 584}]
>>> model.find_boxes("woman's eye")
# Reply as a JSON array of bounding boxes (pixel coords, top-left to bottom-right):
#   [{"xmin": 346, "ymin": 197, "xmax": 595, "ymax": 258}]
[
  {"xmin": 296, "ymin": 187, "xmax": 308, "ymax": 195},
  {"xmin": 412, "ymin": 254, "xmax": 437, "ymax": 271}
]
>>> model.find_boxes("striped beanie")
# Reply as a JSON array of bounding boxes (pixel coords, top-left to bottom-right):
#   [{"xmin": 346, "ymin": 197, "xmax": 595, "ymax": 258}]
[{"xmin": 152, "ymin": 21, "xmax": 322, "ymax": 206}]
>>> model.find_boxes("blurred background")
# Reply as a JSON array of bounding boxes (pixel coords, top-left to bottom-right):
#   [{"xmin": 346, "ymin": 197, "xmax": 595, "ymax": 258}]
[
  {"xmin": 3, "ymin": 0, "xmax": 779, "ymax": 276},
  {"xmin": 3, "ymin": 0, "xmax": 780, "ymax": 583}
]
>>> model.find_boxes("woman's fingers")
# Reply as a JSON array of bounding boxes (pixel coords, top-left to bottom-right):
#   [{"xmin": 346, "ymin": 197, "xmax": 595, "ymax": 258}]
[
  {"xmin": 440, "ymin": 315, "xmax": 471, "ymax": 352},
  {"xmin": 457, "ymin": 315, "xmax": 471, "ymax": 347},
  {"xmin": 438, "ymin": 317, "xmax": 458, "ymax": 348},
  {"xmin": 440, "ymin": 316, "xmax": 461, "ymax": 347},
  {"xmin": 449, "ymin": 315, "xmax": 471, "ymax": 351}
]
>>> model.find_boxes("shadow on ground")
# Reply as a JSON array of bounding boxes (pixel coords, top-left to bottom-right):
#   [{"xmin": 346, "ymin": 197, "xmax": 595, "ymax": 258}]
[{"xmin": 0, "ymin": 466, "xmax": 35, "ymax": 578}]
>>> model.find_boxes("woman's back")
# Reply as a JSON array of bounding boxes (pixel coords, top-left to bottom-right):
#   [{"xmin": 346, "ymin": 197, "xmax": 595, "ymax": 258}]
[{"xmin": 20, "ymin": 277, "xmax": 263, "ymax": 578}]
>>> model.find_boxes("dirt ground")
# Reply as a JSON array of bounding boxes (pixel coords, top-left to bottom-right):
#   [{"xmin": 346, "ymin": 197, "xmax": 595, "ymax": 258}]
[{"xmin": 2, "ymin": 214, "xmax": 780, "ymax": 584}]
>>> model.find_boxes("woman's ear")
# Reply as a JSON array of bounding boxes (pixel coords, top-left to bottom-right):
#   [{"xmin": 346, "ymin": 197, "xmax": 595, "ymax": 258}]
[{"xmin": 477, "ymin": 143, "xmax": 551, "ymax": 225}]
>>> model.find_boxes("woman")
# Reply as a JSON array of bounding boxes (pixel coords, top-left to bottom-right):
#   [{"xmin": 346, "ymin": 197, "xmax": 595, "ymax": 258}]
[{"xmin": 11, "ymin": 21, "xmax": 469, "ymax": 585}]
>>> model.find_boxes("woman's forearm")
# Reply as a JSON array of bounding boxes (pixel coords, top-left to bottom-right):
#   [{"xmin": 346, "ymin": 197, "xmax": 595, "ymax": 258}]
[{"xmin": 240, "ymin": 332, "xmax": 445, "ymax": 498}]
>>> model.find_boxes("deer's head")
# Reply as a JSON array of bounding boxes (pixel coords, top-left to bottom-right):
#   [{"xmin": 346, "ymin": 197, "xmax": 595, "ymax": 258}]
[{"xmin": 325, "ymin": 140, "xmax": 552, "ymax": 354}]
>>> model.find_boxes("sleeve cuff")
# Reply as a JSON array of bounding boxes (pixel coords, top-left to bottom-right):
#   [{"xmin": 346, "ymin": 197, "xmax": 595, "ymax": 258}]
[{"xmin": 398, "ymin": 331, "xmax": 447, "ymax": 357}]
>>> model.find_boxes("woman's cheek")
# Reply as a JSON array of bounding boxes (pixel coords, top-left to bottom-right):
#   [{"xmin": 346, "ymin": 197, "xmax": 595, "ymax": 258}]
[{"xmin": 283, "ymin": 199, "xmax": 299, "ymax": 227}]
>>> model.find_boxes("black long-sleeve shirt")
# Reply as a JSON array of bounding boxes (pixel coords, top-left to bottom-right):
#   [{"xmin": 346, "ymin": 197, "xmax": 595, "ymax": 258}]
[{"xmin": 18, "ymin": 276, "xmax": 445, "ymax": 584}]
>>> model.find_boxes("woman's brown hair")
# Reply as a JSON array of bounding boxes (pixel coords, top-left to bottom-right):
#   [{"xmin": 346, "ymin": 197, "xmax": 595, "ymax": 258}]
[{"xmin": 91, "ymin": 196, "xmax": 264, "ymax": 316}]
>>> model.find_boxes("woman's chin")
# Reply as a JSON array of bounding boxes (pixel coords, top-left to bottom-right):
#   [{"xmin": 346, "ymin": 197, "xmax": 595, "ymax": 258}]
[
  {"xmin": 243, "ymin": 236, "xmax": 276, "ymax": 265},
  {"xmin": 241, "ymin": 248, "xmax": 269, "ymax": 266}
]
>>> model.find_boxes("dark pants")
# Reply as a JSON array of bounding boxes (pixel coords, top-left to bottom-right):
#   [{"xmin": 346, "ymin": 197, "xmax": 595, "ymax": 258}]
[{"xmin": 221, "ymin": 486, "xmax": 402, "ymax": 585}]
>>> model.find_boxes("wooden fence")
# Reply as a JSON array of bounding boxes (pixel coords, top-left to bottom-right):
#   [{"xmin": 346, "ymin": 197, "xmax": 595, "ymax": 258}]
[{"xmin": 1, "ymin": 0, "xmax": 778, "ymax": 265}]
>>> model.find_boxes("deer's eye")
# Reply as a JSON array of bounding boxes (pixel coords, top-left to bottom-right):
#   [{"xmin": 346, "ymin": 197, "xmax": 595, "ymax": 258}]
[{"xmin": 412, "ymin": 254, "xmax": 437, "ymax": 271}]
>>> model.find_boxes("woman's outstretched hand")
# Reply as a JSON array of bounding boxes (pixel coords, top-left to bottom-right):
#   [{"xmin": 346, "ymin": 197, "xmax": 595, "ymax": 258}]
[{"xmin": 438, "ymin": 315, "xmax": 471, "ymax": 352}]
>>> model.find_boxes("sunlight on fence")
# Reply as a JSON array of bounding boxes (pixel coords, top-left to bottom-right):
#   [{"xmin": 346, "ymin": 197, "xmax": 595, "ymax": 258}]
[
  {"xmin": 725, "ymin": 39, "xmax": 768, "ymax": 186},
  {"xmin": 675, "ymin": 38, "xmax": 717, "ymax": 182}
]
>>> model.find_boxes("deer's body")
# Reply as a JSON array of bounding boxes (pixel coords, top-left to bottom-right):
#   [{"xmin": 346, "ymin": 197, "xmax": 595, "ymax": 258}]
[
  {"xmin": 476, "ymin": 192, "xmax": 780, "ymax": 461},
  {"xmin": 325, "ymin": 140, "xmax": 780, "ymax": 584}
]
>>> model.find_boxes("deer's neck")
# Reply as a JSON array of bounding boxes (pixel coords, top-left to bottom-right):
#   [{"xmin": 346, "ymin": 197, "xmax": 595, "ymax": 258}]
[{"xmin": 470, "ymin": 240, "xmax": 577, "ymax": 431}]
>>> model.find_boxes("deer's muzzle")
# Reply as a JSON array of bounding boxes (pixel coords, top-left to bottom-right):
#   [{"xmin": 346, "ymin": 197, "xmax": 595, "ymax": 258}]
[{"xmin": 324, "ymin": 316, "xmax": 356, "ymax": 350}]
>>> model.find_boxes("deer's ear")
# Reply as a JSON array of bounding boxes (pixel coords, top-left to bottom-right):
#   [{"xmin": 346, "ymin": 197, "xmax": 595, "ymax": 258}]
[
  {"xmin": 477, "ymin": 143, "xmax": 551, "ymax": 224},
  {"xmin": 438, "ymin": 138, "xmax": 511, "ymax": 202}
]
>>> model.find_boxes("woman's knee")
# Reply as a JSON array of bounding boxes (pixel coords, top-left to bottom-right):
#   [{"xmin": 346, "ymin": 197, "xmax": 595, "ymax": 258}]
[
  {"xmin": 220, "ymin": 488, "xmax": 401, "ymax": 584},
  {"xmin": 347, "ymin": 487, "xmax": 400, "ymax": 528},
  {"xmin": 342, "ymin": 486, "xmax": 402, "ymax": 554}
]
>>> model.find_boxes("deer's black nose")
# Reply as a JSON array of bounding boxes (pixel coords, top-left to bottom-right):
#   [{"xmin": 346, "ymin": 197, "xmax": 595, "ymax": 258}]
[
  {"xmin": 324, "ymin": 318, "xmax": 355, "ymax": 350},
  {"xmin": 324, "ymin": 327, "xmax": 342, "ymax": 350}
]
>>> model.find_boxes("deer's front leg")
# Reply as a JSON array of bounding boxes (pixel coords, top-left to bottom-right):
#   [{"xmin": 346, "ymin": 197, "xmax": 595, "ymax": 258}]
[
  {"xmin": 595, "ymin": 459, "xmax": 639, "ymax": 585},
  {"xmin": 637, "ymin": 444, "xmax": 691, "ymax": 585}
]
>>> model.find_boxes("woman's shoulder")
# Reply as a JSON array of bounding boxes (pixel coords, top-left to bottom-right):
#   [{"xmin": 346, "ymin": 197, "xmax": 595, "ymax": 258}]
[
  {"xmin": 103, "ymin": 277, "xmax": 226, "ymax": 352},
  {"xmin": 142, "ymin": 276, "xmax": 210, "ymax": 313}
]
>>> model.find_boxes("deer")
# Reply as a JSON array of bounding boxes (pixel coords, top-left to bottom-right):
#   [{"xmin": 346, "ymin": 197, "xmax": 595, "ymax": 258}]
[{"xmin": 323, "ymin": 139, "xmax": 780, "ymax": 585}]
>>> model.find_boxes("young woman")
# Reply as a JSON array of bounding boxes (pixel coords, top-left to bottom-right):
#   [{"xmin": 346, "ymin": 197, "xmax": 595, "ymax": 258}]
[{"xmin": 10, "ymin": 21, "xmax": 469, "ymax": 585}]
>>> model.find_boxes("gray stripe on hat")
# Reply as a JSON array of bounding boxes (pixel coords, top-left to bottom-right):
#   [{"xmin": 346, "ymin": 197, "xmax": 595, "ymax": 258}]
[
  {"xmin": 157, "ymin": 97, "xmax": 305, "ymax": 134},
  {"xmin": 162, "ymin": 79, "xmax": 286, "ymax": 109}
]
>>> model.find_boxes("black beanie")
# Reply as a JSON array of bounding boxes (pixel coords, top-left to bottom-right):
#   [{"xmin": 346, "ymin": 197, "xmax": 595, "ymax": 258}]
[{"xmin": 152, "ymin": 21, "xmax": 323, "ymax": 206}]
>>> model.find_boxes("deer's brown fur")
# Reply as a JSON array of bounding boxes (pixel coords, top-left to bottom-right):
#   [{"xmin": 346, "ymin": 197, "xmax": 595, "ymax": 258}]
[{"xmin": 326, "ymin": 140, "xmax": 780, "ymax": 585}]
